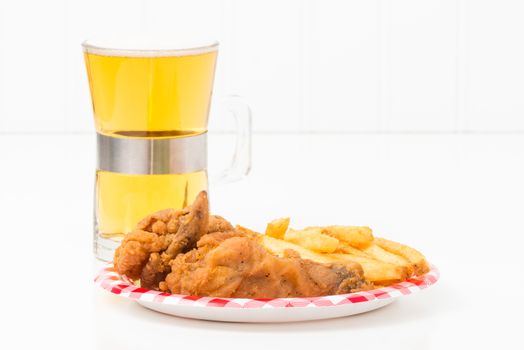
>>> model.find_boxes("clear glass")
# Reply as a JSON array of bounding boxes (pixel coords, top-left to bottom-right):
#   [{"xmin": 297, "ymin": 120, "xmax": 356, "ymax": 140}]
[{"xmin": 83, "ymin": 38, "xmax": 251, "ymax": 261}]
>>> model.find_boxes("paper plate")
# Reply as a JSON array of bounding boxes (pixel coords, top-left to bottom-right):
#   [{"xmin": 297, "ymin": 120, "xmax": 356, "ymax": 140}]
[{"xmin": 95, "ymin": 263, "xmax": 439, "ymax": 323}]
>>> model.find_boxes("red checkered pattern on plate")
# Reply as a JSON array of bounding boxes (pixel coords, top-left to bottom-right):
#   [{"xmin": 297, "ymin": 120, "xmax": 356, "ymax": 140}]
[{"xmin": 95, "ymin": 263, "xmax": 439, "ymax": 308}]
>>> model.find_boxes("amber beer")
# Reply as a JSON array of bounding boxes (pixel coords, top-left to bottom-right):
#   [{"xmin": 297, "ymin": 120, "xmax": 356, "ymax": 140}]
[
  {"xmin": 84, "ymin": 41, "xmax": 218, "ymax": 260},
  {"xmin": 84, "ymin": 50, "xmax": 217, "ymax": 137}
]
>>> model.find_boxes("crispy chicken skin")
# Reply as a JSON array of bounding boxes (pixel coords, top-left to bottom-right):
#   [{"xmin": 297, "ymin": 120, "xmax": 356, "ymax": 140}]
[
  {"xmin": 114, "ymin": 191, "xmax": 209, "ymax": 287},
  {"xmin": 113, "ymin": 230, "xmax": 170, "ymax": 281},
  {"xmin": 207, "ymin": 215, "xmax": 234, "ymax": 234},
  {"xmin": 164, "ymin": 196, "xmax": 209, "ymax": 257},
  {"xmin": 161, "ymin": 231, "xmax": 371, "ymax": 297}
]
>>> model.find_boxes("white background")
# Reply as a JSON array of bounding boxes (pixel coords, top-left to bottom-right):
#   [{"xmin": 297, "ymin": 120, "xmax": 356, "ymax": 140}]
[
  {"xmin": 1, "ymin": 0, "xmax": 524, "ymax": 134},
  {"xmin": 1, "ymin": 1, "xmax": 523, "ymax": 350}
]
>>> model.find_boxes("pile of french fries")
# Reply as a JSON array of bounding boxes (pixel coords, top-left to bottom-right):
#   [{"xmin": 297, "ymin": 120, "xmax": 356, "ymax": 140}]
[{"xmin": 260, "ymin": 218, "xmax": 429, "ymax": 287}]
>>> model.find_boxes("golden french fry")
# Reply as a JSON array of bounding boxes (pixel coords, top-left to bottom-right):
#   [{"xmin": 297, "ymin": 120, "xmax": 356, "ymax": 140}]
[
  {"xmin": 375, "ymin": 237, "xmax": 429, "ymax": 275},
  {"xmin": 265, "ymin": 217, "xmax": 290, "ymax": 239},
  {"xmin": 337, "ymin": 242, "xmax": 415, "ymax": 280},
  {"xmin": 260, "ymin": 236, "xmax": 335, "ymax": 264},
  {"xmin": 328, "ymin": 253, "xmax": 409, "ymax": 283},
  {"xmin": 361, "ymin": 244, "xmax": 415, "ymax": 276},
  {"xmin": 284, "ymin": 228, "xmax": 339, "ymax": 253},
  {"xmin": 320, "ymin": 226, "xmax": 374, "ymax": 249},
  {"xmin": 336, "ymin": 241, "xmax": 374, "ymax": 258}
]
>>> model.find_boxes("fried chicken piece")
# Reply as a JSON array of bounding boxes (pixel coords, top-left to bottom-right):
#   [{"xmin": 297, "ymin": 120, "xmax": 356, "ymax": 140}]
[
  {"xmin": 114, "ymin": 191, "xmax": 210, "ymax": 288},
  {"xmin": 142, "ymin": 217, "xmax": 234, "ymax": 290},
  {"xmin": 113, "ymin": 230, "xmax": 173, "ymax": 280},
  {"xmin": 162, "ymin": 232, "xmax": 371, "ymax": 298},
  {"xmin": 207, "ymin": 215, "xmax": 234, "ymax": 234},
  {"xmin": 140, "ymin": 252, "xmax": 173, "ymax": 289},
  {"xmin": 136, "ymin": 208, "xmax": 184, "ymax": 234},
  {"xmin": 164, "ymin": 193, "xmax": 209, "ymax": 257},
  {"xmin": 114, "ymin": 207, "xmax": 185, "ymax": 280}
]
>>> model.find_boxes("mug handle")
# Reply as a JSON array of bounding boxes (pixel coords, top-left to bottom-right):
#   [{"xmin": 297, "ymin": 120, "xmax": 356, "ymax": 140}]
[{"xmin": 213, "ymin": 95, "xmax": 252, "ymax": 184}]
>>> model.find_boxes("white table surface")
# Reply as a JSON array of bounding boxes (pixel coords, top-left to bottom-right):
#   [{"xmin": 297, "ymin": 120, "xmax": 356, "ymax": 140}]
[{"xmin": 1, "ymin": 133, "xmax": 522, "ymax": 350}]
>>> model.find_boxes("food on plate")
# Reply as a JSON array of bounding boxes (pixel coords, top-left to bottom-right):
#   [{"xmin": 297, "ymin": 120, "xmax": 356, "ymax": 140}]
[
  {"xmin": 374, "ymin": 237, "xmax": 430, "ymax": 275},
  {"xmin": 328, "ymin": 254, "xmax": 409, "ymax": 283},
  {"xmin": 208, "ymin": 215, "xmax": 234, "ymax": 234},
  {"xmin": 265, "ymin": 217, "xmax": 290, "ymax": 239},
  {"xmin": 319, "ymin": 225, "xmax": 374, "ymax": 249},
  {"xmin": 261, "ymin": 235, "xmax": 339, "ymax": 264},
  {"xmin": 114, "ymin": 192, "xmax": 371, "ymax": 296},
  {"xmin": 113, "ymin": 191, "xmax": 430, "ymax": 297},
  {"xmin": 162, "ymin": 230, "xmax": 370, "ymax": 298},
  {"xmin": 361, "ymin": 244, "xmax": 414, "ymax": 276},
  {"xmin": 262, "ymin": 232, "xmax": 410, "ymax": 283},
  {"xmin": 272, "ymin": 223, "xmax": 428, "ymax": 284},
  {"xmin": 114, "ymin": 191, "xmax": 210, "ymax": 289},
  {"xmin": 284, "ymin": 228, "xmax": 339, "ymax": 253}
]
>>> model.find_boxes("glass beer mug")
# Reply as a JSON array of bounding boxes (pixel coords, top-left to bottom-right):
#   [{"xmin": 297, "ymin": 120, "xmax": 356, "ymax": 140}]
[{"xmin": 83, "ymin": 38, "xmax": 251, "ymax": 261}]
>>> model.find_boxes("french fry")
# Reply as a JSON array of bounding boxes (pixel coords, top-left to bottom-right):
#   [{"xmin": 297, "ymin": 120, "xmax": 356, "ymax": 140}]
[
  {"xmin": 260, "ymin": 235, "xmax": 335, "ymax": 264},
  {"xmin": 284, "ymin": 228, "xmax": 339, "ymax": 253},
  {"xmin": 260, "ymin": 236, "xmax": 364, "ymax": 276},
  {"xmin": 361, "ymin": 244, "xmax": 415, "ymax": 276},
  {"xmin": 375, "ymin": 237, "xmax": 429, "ymax": 275},
  {"xmin": 336, "ymin": 241, "xmax": 374, "ymax": 258},
  {"xmin": 328, "ymin": 253, "xmax": 409, "ymax": 283},
  {"xmin": 259, "ymin": 216, "xmax": 429, "ymax": 288},
  {"xmin": 337, "ymin": 242, "xmax": 415, "ymax": 280},
  {"xmin": 265, "ymin": 217, "xmax": 290, "ymax": 239},
  {"xmin": 320, "ymin": 226, "xmax": 374, "ymax": 249}
]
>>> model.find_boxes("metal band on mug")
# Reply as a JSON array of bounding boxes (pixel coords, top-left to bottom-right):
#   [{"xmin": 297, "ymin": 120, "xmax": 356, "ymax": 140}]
[{"xmin": 97, "ymin": 133, "xmax": 207, "ymax": 175}]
